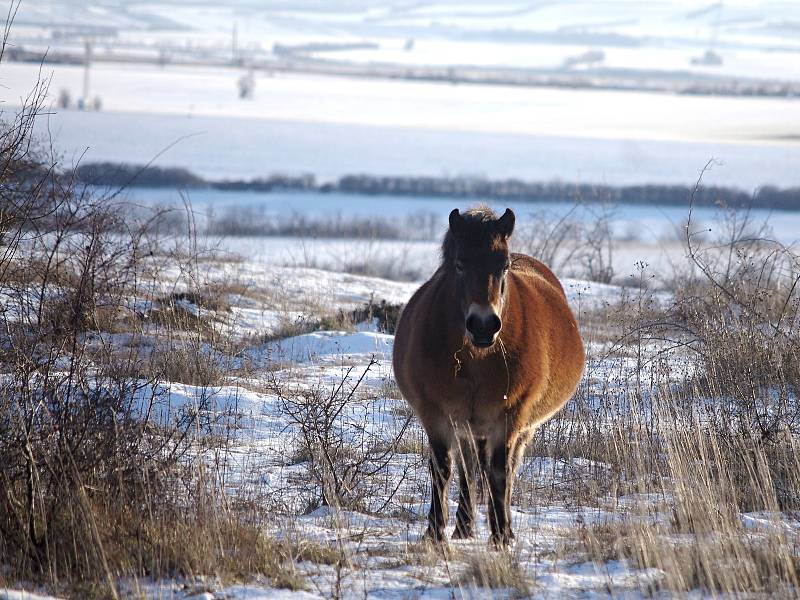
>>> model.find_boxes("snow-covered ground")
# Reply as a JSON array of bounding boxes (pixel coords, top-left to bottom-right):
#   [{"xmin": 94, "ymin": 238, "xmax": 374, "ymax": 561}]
[
  {"xmin": 6, "ymin": 61, "xmax": 799, "ymax": 186},
  {"xmin": 21, "ymin": 105, "xmax": 799, "ymax": 190},
  {"xmin": 2, "ymin": 238, "xmax": 797, "ymax": 598},
  {"xmin": 122, "ymin": 262, "xmax": 678, "ymax": 598},
  {"xmin": 8, "ymin": 61, "xmax": 799, "ymax": 145}
]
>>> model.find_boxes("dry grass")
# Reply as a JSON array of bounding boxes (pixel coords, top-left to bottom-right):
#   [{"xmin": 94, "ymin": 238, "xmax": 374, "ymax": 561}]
[
  {"xmin": 510, "ymin": 194, "xmax": 800, "ymax": 595},
  {"xmin": 456, "ymin": 550, "xmax": 533, "ymax": 597}
]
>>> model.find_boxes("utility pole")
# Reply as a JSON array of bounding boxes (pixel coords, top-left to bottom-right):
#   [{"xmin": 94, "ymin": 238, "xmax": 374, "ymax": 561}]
[
  {"xmin": 81, "ymin": 39, "xmax": 92, "ymax": 110},
  {"xmin": 232, "ymin": 22, "xmax": 238, "ymax": 64}
]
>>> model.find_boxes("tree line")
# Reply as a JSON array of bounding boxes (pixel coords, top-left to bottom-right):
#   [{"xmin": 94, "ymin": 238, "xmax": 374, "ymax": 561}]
[{"xmin": 73, "ymin": 162, "xmax": 800, "ymax": 211}]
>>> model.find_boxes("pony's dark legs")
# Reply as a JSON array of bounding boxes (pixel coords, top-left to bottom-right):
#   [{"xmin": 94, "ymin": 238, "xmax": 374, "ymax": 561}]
[
  {"xmin": 425, "ymin": 438, "xmax": 453, "ymax": 542},
  {"xmin": 486, "ymin": 443, "xmax": 513, "ymax": 547},
  {"xmin": 453, "ymin": 436, "xmax": 479, "ymax": 539},
  {"xmin": 482, "ymin": 431, "xmax": 534, "ymax": 547}
]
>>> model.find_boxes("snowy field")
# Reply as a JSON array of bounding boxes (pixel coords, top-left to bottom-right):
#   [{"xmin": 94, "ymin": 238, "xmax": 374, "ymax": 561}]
[
  {"xmin": 4, "ymin": 56, "xmax": 798, "ymax": 192},
  {"xmin": 2, "ymin": 215, "xmax": 798, "ymax": 597},
  {"xmin": 5, "ymin": 242, "xmax": 792, "ymax": 599},
  {"xmin": 8, "ymin": 61, "xmax": 800, "ymax": 146},
  {"xmin": 113, "ymin": 187, "xmax": 800, "ymax": 285},
  {"xmin": 0, "ymin": 255, "xmax": 676, "ymax": 599},
  {"xmin": 132, "ymin": 188, "xmax": 800, "ymax": 243},
  {"xmin": 23, "ymin": 104, "xmax": 800, "ymax": 189}
]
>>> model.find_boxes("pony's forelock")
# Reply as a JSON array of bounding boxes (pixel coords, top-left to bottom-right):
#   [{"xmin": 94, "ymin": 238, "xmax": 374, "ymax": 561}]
[{"xmin": 441, "ymin": 206, "xmax": 501, "ymax": 263}]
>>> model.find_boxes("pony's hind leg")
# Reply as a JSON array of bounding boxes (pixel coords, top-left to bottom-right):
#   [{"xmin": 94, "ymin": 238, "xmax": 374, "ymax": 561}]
[
  {"xmin": 453, "ymin": 435, "xmax": 478, "ymax": 539},
  {"xmin": 424, "ymin": 438, "xmax": 453, "ymax": 542},
  {"xmin": 506, "ymin": 427, "xmax": 536, "ymax": 516}
]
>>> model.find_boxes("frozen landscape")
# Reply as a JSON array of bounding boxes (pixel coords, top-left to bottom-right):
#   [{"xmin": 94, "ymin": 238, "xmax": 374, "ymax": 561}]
[
  {"xmin": 2, "ymin": 1, "xmax": 800, "ymax": 599},
  {"xmin": 2, "ymin": 188, "xmax": 798, "ymax": 597}
]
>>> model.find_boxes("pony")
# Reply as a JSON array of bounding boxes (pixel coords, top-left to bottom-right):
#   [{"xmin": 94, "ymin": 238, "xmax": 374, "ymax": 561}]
[{"xmin": 392, "ymin": 206, "xmax": 585, "ymax": 546}]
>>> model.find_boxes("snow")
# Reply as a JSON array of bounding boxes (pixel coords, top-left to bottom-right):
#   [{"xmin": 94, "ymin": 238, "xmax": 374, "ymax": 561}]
[
  {"xmin": 16, "ymin": 1, "xmax": 800, "ymax": 84},
  {"xmin": 18, "ymin": 106, "xmax": 800, "ymax": 190},
  {"xmin": 261, "ymin": 331, "xmax": 395, "ymax": 364},
  {"xmin": 210, "ymin": 588, "xmax": 318, "ymax": 600},
  {"xmin": 146, "ymin": 246, "xmax": 664, "ymax": 343},
  {"xmin": 123, "ymin": 189, "xmax": 800, "ymax": 246},
  {"xmin": 740, "ymin": 512, "xmax": 800, "ymax": 536},
  {"xmin": 4, "ymin": 49, "xmax": 800, "ymax": 191},
  {"xmin": 0, "ymin": 591, "xmax": 64, "ymax": 600},
  {"xmin": 536, "ymin": 560, "xmax": 663, "ymax": 594}
]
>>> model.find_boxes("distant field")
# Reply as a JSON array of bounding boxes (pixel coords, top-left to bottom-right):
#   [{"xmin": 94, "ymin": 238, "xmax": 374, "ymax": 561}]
[
  {"xmin": 105, "ymin": 187, "xmax": 798, "ymax": 285},
  {"xmin": 8, "ymin": 61, "xmax": 800, "ymax": 144},
  {"xmin": 126, "ymin": 188, "xmax": 800, "ymax": 244},
  {"xmin": 17, "ymin": 98, "xmax": 800, "ymax": 190}
]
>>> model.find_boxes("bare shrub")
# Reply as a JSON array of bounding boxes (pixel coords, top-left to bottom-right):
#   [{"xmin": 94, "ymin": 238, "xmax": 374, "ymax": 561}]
[
  {"xmin": 0, "ymin": 40, "xmax": 290, "ymax": 595},
  {"xmin": 269, "ymin": 359, "xmax": 415, "ymax": 513},
  {"xmin": 207, "ymin": 208, "xmax": 402, "ymax": 239},
  {"xmin": 247, "ymin": 298, "xmax": 402, "ymax": 349},
  {"xmin": 349, "ymin": 297, "xmax": 403, "ymax": 333},
  {"xmin": 515, "ymin": 202, "xmax": 616, "ymax": 283},
  {"xmin": 256, "ymin": 312, "xmax": 355, "ymax": 345},
  {"xmin": 521, "ymin": 173, "xmax": 800, "ymax": 595},
  {"xmin": 674, "ymin": 172, "xmax": 800, "ymax": 442}
]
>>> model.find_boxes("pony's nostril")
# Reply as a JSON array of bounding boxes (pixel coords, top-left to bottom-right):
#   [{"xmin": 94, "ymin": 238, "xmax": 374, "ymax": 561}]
[
  {"xmin": 465, "ymin": 314, "xmax": 478, "ymax": 334},
  {"xmin": 466, "ymin": 312, "xmax": 501, "ymax": 341},
  {"xmin": 489, "ymin": 315, "xmax": 502, "ymax": 335}
]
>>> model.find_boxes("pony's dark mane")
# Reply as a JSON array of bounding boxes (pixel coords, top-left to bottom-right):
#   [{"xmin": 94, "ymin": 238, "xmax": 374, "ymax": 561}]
[{"xmin": 441, "ymin": 205, "xmax": 499, "ymax": 264}]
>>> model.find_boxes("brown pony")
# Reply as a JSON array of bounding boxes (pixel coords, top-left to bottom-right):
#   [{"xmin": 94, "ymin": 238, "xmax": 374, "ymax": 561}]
[{"xmin": 393, "ymin": 206, "xmax": 585, "ymax": 546}]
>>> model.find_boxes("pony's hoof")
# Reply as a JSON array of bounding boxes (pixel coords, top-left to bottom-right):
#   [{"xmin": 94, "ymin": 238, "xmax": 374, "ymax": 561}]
[
  {"xmin": 489, "ymin": 532, "xmax": 513, "ymax": 550},
  {"xmin": 451, "ymin": 525, "xmax": 475, "ymax": 540}
]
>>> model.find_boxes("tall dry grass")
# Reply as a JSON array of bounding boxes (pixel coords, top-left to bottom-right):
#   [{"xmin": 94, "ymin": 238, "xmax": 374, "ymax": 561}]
[
  {"xmin": 517, "ymin": 179, "xmax": 800, "ymax": 595},
  {"xmin": 0, "ymin": 41, "xmax": 308, "ymax": 597}
]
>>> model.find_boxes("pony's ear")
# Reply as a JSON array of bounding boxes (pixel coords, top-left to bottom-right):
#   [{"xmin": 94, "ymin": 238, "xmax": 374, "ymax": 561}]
[
  {"xmin": 495, "ymin": 208, "xmax": 515, "ymax": 238},
  {"xmin": 449, "ymin": 208, "xmax": 464, "ymax": 235}
]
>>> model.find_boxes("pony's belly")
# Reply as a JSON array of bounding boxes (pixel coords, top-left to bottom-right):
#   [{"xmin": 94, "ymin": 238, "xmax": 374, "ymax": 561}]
[{"xmin": 439, "ymin": 387, "xmax": 509, "ymax": 437}]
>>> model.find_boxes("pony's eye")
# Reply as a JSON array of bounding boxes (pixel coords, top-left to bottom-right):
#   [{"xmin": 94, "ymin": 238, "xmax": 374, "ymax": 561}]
[{"xmin": 455, "ymin": 260, "xmax": 464, "ymax": 273}]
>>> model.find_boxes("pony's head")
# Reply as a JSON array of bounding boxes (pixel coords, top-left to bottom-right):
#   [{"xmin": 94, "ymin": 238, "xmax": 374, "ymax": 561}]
[{"xmin": 443, "ymin": 206, "xmax": 515, "ymax": 349}]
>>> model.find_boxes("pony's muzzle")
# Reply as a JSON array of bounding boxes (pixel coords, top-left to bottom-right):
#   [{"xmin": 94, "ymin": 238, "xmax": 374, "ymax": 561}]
[{"xmin": 465, "ymin": 305, "xmax": 502, "ymax": 348}]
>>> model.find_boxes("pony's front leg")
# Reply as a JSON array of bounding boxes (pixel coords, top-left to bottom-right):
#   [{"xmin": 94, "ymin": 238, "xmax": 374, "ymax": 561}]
[
  {"xmin": 424, "ymin": 438, "xmax": 453, "ymax": 542},
  {"xmin": 486, "ymin": 442, "xmax": 513, "ymax": 547},
  {"xmin": 453, "ymin": 436, "xmax": 478, "ymax": 539}
]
